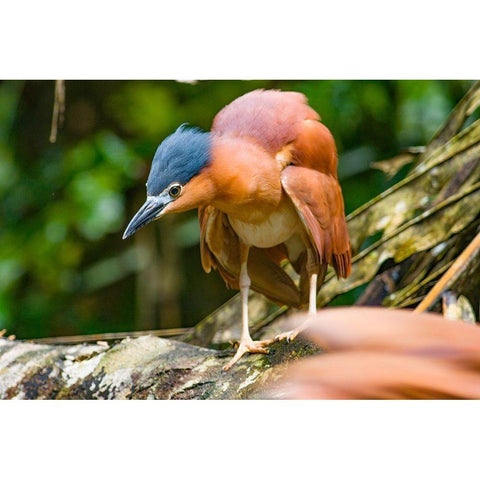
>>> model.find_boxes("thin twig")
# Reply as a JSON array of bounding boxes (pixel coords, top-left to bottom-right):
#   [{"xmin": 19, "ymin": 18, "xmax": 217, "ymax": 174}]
[
  {"xmin": 49, "ymin": 80, "xmax": 65, "ymax": 143},
  {"xmin": 414, "ymin": 232, "xmax": 480, "ymax": 313},
  {"xmin": 29, "ymin": 326, "xmax": 194, "ymax": 345}
]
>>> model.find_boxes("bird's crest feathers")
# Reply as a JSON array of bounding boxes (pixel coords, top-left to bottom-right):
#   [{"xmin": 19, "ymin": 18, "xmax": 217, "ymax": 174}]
[{"xmin": 146, "ymin": 125, "xmax": 211, "ymax": 196}]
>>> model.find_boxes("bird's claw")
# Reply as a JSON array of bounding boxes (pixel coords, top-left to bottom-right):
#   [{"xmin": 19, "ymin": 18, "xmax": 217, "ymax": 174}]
[
  {"xmin": 223, "ymin": 338, "xmax": 270, "ymax": 371},
  {"xmin": 274, "ymin": 328, "xmax": 301, "ymax": 343}
]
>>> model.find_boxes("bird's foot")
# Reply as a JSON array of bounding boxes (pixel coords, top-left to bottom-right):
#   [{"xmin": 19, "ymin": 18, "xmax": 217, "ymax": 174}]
[
  {"xmin": 248, "ymin": 321, "xmax": 309, "ymax": 350},
  {"xmin": 223, "ymin": 338, "xmax": 270, "ymax": 371},
  {"xmin": 274, "ymin": 327, "xmax": 302, "ymax": 343},
  {"xmin": 273, "ymin": 319, "xmax": 312, "ymax": 343}
]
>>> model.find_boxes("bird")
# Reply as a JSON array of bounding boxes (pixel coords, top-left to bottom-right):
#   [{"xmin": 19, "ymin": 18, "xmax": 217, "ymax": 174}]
[{"xmin": 123, "ymin": 89, "xmax": 352, "ymax": 370}]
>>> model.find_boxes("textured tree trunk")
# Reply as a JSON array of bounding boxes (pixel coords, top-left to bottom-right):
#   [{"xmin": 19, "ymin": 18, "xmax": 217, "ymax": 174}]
[{"xmin": 0, "ymin": 334, "xmax": 317, "ymax": 399}]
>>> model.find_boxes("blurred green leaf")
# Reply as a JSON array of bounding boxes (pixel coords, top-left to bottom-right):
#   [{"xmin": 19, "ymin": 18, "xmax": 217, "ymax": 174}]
[{"xmin": 107, "ymin": 83, "xmax": 179, "ymax": 139}]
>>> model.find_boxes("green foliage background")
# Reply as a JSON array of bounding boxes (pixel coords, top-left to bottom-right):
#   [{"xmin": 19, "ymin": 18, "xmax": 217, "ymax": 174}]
[{"xmin": 0, "ymin": 80, "xmax": 473, "ymax": 338}]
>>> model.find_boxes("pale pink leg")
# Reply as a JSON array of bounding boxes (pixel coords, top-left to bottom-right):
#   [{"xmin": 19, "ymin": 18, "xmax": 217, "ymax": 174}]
[
  {"xmin": 275, "ymin": 272, "xmax": 318, "ymax": 342},
  {"xmin": 223, "ymin": 250, "xmax": 271, "ymax": 371}
]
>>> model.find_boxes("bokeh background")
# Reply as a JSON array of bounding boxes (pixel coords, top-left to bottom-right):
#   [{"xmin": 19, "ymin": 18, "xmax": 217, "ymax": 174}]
[{"xmin": 0, "ymin": 80, "xmax": 474, "ymax": 339}]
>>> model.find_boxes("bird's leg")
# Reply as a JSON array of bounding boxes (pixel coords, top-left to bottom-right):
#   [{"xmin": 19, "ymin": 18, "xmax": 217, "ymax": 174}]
[
  {"xmin": 308, "ymin": 272, "xmax": 318, "ymax": 315},
  {"xmin": 274, "ymin": 272, "xmax": 317, "ymax": 342},
  {"xmin": 275, "ymin": 247, "xmax": 319, "ymax": 342},
  {"xmin": 223, "ymin": 243, "xmax": 271, "ymax": 371}
]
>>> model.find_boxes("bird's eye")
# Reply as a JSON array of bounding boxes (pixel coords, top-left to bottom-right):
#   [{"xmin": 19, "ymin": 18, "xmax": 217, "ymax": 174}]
[{"xmin": 168, "ymin": 184, "xmax": 182, "ymax": 198}]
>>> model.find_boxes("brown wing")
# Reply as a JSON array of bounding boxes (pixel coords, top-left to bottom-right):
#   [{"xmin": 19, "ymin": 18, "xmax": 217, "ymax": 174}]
[
  {"xmin": 211, "ymin": 89, "xmax": 319, "ymax": 154},
  {"xmin": 198, "ymin": 205, "xmax": 303, "ymax": 308},
  {"xmin": 281, "ymin": 166, "xmax": 351, "ymax": 278},
  {"xmin": 290, "ymin": 118, "xmax": 339, "ymax": 176},
  {"xmin": 282, "ymin": 113, "xmax": 351, "ymax": 277}
]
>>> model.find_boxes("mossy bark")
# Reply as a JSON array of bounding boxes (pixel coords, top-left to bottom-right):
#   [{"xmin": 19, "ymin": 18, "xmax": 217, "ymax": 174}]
[{"xmin": 0, "ymin": 335, "xmax": 318, "ymax": 399}]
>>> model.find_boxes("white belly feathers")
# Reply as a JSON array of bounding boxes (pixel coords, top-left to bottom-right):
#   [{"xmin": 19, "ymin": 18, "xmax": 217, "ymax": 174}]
[{"xmin": 228, "ymin": 198, "xmax": 301, "ymax": 249}]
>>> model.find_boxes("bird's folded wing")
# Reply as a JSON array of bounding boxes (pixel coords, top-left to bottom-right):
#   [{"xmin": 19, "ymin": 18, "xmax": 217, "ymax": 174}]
[
  {"xmin": 281, "ymin": 166, "xmax": 351, "ymax": 278},
  {"xmin": 198, "ymin": 206, "xmax": 303, "ymax": 307}
]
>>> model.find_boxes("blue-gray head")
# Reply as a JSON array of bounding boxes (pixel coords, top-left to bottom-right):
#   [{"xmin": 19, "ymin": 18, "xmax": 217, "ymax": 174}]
[{"xmin": 123, "ymin": 125, "xmax": 212, "ymax": 239}]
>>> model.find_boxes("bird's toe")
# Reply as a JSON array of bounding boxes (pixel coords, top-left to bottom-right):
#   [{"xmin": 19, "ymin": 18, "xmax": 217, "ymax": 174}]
[{"xmin": 223, "ymin": 339, "xmax": 270, "ymax": 371}]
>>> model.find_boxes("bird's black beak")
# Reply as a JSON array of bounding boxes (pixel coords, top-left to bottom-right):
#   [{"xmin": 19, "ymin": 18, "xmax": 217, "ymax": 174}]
[{"xmin": 123, "ymin": 195, "xmax": 170, "ymax": 239}]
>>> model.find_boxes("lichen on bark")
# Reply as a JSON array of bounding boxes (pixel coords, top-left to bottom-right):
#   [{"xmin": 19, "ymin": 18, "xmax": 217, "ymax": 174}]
[{"xmin": 0, "ymin": 335, "xmax": 319, "ymax": 399}]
